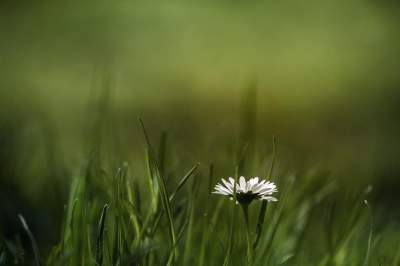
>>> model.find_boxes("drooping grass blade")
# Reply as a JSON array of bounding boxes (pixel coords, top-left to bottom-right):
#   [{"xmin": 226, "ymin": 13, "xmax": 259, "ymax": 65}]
[{"xmin": 18, "ymin": 214, "xmax": 40, "ymax": 266}]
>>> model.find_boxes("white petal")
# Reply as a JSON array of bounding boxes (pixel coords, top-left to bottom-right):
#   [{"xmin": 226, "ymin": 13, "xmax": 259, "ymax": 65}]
[
  {"xmin": 248, "ymin": 177, "xmax": 258, "ymax": 186},
  {"xmin": 247, "ymin": 179, "xmax": 254, "ymax": 190},
  {"xmin": 257, "ymin": 188, "xmax": 277, "ymax": 196},
  {"xmin": 221, "ymin": 178, "xmax": 233, "ymax": 190},
  {"xmin": 253, "ymin": 177, "xmax": 259, "ymax": 184},
  {"xmin": 261, "ymin": 196, "xmax": 278, "ymax": 202},
  {"xmin": 212, "ymin": 190, "xmax": 230, "ymax": 195},
  {"xmin": 217, "ymin": 184, "xmax": 233, "ymax": 193},
  {"xmin": 247, "ymin": 177, "xmax": 259, "ymax": 191},
  {"xmin": 239, "ymin": 176, "xmax": 247, "ymax": 192},
  {"xmin": 229, "ymin": 177, "xmax": 235, "ymax": 187},
  {"xmin": 247, "ymin": 181, "xmax": 252, "ymax": 191},
  {"xmin": 215, "ymin": 184, "xmax": 232, "ymax": 195},
  {"xmin": 260, "ymin": 182, "xmax": 276, "ymax": 190},
  {"xmin": 265, "ymin": 181, "xmax": 277, "ymax": 189},
  {"xmin": 252, "ymin": 181, "xmax": 268, "ymax": 193}
]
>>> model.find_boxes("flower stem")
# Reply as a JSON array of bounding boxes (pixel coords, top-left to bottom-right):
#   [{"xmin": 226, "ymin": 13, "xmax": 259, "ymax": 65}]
[{"xmin": 241, "ymin": 204, "xmax": 253, "ymax": 266}]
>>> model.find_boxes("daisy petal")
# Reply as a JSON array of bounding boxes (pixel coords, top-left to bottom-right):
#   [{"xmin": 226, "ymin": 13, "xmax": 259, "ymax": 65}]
[
  {"xmin": 213, "ymin": 176, "xmax": 278, "ymax": 204},
  {"xmin": 239, "ymin": 176, "xmax": 247, "ymax": 192},
  {"xmin": 222, "ymin": 178, "xmax": 233, "ymax": 190},
  {"xmin": 261, "ymin": 196, "xmax": 278, "ymax": 202}
]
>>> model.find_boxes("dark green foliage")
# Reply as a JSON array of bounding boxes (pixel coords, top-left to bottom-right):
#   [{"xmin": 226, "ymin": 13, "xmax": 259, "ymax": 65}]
[{"xmin": 0, "ymin": 102, "xmax": 398, "ymax": 266}]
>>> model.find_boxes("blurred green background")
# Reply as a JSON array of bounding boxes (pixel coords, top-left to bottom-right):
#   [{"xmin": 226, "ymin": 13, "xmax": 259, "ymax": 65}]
[{"xmin": 1, "ymin": 0, "xmax": 400, "ymax": 260}]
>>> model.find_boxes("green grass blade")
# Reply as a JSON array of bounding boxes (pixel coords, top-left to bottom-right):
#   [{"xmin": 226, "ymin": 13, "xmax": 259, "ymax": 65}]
[
  {"xmin": 152, "ymin": 160, "xmax": 178, "ymax": 262},
  {"xmin": 222, "ymin": 166, "xmax": 239, "ymax": 266},
  {"xmin": 169, "ymin": 162, "xmax": 200, "ymax": 201},
  {"xmin": 158, "ymin": 130, "xmax": 168, "ymax": 176},
  {"xmin": 198, "ymin": 162, "xmax": 214, "ymax": 266},
  {"xmin": 139, "ymin": 118, "xmax": 178, "ymax": 262},
  {"xmin": 145, "ymin": 148, "xmax": 159, "ymax": 215},
  {"xmin": 138, "ymin": 118, "xmax": 154, "ymax": 150},
  {"xmin": 254, "ymin": 175, "xmax": 295, "ymax": 265},
  {"xmin": 182, "ymin": 188, "xmax": 195, "ymax": 266},
  {"xmin": 363, "ymin": 200, "xmax": 373, "ymax": 266},
  {"xmin": 95, "ymin": 204, "xmax": 109, "ymax": 266},
  {"xmin": 166, "ymin": 212, "xmax": 190, "ymax": 266},
  {"xmin": 150, "ymin": 162, "xmax": 199, "ymax": 236},
  {"xmin": 254, "ymin": 137, "xmax": 276, "ymax": 249},
  {"xmin": 18, "ymin": 214, "xmax": 40, "ymax": 266}
]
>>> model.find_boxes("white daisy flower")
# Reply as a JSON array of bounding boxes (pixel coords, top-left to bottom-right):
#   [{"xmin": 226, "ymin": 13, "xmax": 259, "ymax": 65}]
[{"xmin": 213, "ymin": 176, "xmax": 278, "ymax": 204}]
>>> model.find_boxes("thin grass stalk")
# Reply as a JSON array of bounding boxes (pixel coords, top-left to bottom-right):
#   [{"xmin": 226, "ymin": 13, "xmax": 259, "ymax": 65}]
[
  {"xmin": 95, "ymin": 204, "xmax": 109, "ymax": 266},
  {"xmin": 169, "ymin": 163, "xmax": 200, "ymax": 201},
  {"xmin": 182, "ymin": 183, "xmax": 195, "ymax": 266},
  {"xmin": 198, "ymin": 162, "xmax": 214, "ymax": 266},
  {"xmin": 18, "ymin": 214, "xmax": 40, "ymax": 266},
  {"xmin": 363, "ymin": 200, "xmax": 373, "ymax": 266},
  {"xmin": 158, "ymin": 131, "xmax": 168, "ymax": 176},
  {"xmin": 254, "ymin": 137, "xmax": 276, "ymax": 249},
  {"xmin": 241, "ymin": 204, "xmax": 253, "ymax": 266},
  {"xmin": 255, "ymin": 176, "xmax": 295, "ymax": 265},
  {"xmin": 139, "ymin": 118, "xmax": 178, "ymax": 262},
  {"xmin": 222, "ymin": 166, "xmax": 239, "ymax": 266}
]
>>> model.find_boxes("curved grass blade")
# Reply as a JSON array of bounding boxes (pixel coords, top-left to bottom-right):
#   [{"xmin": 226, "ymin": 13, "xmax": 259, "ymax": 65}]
[
  {"xmin": 18, "ymin": 214, "xmax": 40, "ymax": 266},
  {"xmin": 139, "ymin": 118, "xmax": 178, "ymax": 261},
  {"xmin": 152, "ymin": 158, "xmax": 178, "ymax": 261},
  {"xmin": 95, "ymin": 204, "xmax": 109, "ymax": 266},
  {"xmin": 150, "ymin": 162, "xmax": 199, "ymax": 236}
]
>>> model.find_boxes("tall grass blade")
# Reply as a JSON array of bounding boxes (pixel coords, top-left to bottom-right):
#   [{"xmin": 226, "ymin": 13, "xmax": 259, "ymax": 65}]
[
  {"xmin": 18, "ymin": 214, "xmax": 40, "ymax": 266},
  {"xmin": 150, "ymin": 162, "xmax": 199, "ymax": 237},
  {"xmin": 158, "ymin": 131, "xmax": 168, "ymax": 176},
  {"xmin": 166, "ymin": 213, "xmax": 190, "ymax": 266},
  {"xmin": 198, "ymin": 162, "xmax": 214, "ymax": 266},
  {"xmin": 169, "ymin": 162, "xmax": 200, "ymax": 201},
  {"xmin": 363, "ymin": 200, "xmax": 373, "ymax": 266},
  {"xmin": 182, "ymin": 183, "xmax": 196, "ymax": 266},
  {"xmin": 254, "ymin": 137, "xmax": 276, "ymax": 249},
  {"xmin": 139, "ymin": 118, "xmax": 178, "ymax": 262},
  {"xmin": 95, "ymin": 204, "xmax": 109, "ymax": 266},
  {"xmin": 254, "ymin": 175, "xmax": 295, "ymax": 265},
  {"xmin": 222, "ymin": 166, "xmax": 239, "ymax": 266}
]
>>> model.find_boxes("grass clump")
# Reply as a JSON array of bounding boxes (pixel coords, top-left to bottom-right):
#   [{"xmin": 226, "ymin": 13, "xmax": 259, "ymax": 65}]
[{"xmin": 0, "ymin": 89, "xmax": 398, "ymax": 266}]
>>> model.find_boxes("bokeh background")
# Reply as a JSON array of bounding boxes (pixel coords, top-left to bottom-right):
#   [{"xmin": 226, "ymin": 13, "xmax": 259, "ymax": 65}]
[{"xmin": 1, "ymin": 0, "xmax": 400, "ymax": 258}]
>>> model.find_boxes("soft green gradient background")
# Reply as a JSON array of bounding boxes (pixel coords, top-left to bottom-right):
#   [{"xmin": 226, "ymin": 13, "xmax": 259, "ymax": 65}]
[{"xmin": 2, "ymin": 0, "xmax": 400, "ymax": 177}]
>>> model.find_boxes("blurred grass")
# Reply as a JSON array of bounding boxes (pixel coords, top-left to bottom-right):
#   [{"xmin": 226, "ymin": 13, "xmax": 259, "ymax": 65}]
[
  {"xmin": 1, "ymin": 109, "xmax": 396, "ymax": 265},
  {"xmin": 1, "ymin": 0, "xmax": 400, "ymax": 265}
]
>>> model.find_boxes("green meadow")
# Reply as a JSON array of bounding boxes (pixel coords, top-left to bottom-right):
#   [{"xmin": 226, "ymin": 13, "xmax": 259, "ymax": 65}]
[{"xmin": 1, "ymin": 1, "xmax": 400, "ymax": 265}]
